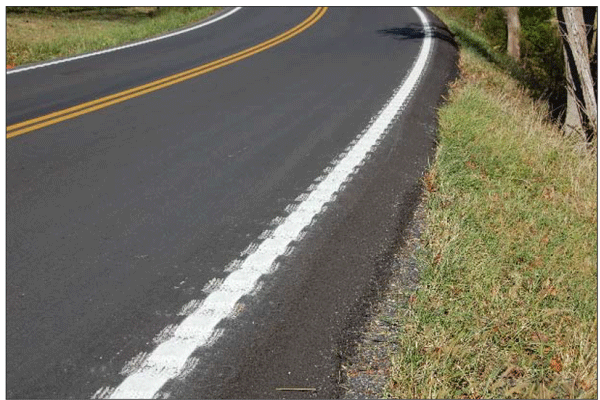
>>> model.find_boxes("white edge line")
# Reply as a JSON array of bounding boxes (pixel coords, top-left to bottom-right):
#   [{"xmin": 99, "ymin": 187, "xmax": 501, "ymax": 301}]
[
  {"xmin": 7, "ymin": 7, "xmax": 243, "ymax": 75},
  {"xmin": 100, "ymin": 6, "xmax": 433, "ymax": 400}
]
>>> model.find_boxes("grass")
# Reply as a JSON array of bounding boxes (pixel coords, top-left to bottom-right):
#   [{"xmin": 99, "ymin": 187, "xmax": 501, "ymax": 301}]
[
  {"xmin": 385, "ymin": 9, "xmax": 597, "ymax": 399},
  {"xmin": 6, "ymin": 7, "xmax": 221, "ymax": 67}
]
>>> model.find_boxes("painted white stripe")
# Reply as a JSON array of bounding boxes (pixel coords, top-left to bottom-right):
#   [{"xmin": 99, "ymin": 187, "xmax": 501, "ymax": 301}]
[
  {"xmin": 7, "ymin": 7, "xmax": 243, "ymax": 75},
  {"xmin": 100, "ymin": 7, "xmax": 433, "ymax": 399}
]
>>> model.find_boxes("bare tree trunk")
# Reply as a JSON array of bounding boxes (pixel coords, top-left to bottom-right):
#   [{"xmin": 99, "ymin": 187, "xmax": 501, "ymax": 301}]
[
  {"xmin": 475, "ymin": 7, "xmax": 486, "ymax": 30},
  {"xmin": 558, "ymin": 7, "xmax": 598, "ymax": 138},
  {"xmin": 585, "ymin": 8, "xmax": 597, "ymax": 101},
  {"xmin": 505, "ymin": 7, "xmax": 521, "ymax": 60},
  {"xmin": 562, "ymin": 43, "xmax": 586, "ymax": 139}
]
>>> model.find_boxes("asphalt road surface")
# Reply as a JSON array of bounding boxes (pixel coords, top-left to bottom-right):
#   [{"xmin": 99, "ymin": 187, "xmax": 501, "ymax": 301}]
[{"xmin": 7, "ymin": 7, "xmax": 458, "ymax": 399}]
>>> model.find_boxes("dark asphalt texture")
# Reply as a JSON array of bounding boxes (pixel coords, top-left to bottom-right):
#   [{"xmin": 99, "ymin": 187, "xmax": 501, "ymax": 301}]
[{"xmin": 6, "ymin": 7, "xmax": 458, "ymax": 399}]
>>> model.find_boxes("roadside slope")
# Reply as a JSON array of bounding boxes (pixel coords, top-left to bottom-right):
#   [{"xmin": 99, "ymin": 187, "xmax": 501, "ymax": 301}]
[{"xmin": 385, "ymin": 12, "xmax": 597, "ymax": 399}]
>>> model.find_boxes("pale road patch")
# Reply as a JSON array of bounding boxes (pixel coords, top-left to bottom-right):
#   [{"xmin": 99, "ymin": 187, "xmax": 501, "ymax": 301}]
[
  {"xmin": 6, "ymin": 7, "xmax": 243, "ymax": 75},
  {"xmin": 93, "ymin": 7, "xmax": 433, "ymax": 399}
]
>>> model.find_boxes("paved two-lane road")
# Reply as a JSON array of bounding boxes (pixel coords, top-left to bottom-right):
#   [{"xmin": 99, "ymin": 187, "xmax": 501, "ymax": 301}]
[{"xmin": 7, "ymin": 7, "xmax": 457, "ymax": 398}]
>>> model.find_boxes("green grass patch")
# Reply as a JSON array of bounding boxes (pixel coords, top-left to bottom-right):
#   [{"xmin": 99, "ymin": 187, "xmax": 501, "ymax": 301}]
[
  {"xmin": 7, "ymin": 7, "xmax": 221, "ymax": 67},
  {"xmin": 385, "ymin": 11, "xmax": 597, "ymax": 399}
]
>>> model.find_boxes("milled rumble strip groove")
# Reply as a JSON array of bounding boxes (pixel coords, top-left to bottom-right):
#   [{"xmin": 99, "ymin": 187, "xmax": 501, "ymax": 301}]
[
  {"xmin": 94, "ymin": 7, "xmax": 433, "ymax": 399},
  {"xmin": 6, "ymin": 7, "xmax": 243, "ymax": 75},
  {"xmin": 6, "ymin": 7, "xmax": 327, "ymax": 139}
]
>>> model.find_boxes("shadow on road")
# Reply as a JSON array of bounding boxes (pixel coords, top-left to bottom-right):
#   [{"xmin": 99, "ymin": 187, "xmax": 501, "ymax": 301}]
[{"xmin": 376, "ymin": 22, "xmax": 458, "ymax": 50}]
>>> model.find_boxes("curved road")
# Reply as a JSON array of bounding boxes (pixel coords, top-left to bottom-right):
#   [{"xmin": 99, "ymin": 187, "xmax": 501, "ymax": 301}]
[{"xmin": 6, "ymin": 7, "xmax": 457, "ymax": 399}]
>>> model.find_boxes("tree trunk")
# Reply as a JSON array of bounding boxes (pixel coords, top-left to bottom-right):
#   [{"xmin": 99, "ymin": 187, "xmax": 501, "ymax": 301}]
[
  {"xmin": 505, "ymin": 7, "xmax": 521, "ymax": 60},
  {"xmin": 562, "ymin": 43, "xmax": 586, "ymax": 140},
  {"xmin": 558, "ymin": 7, "xmax": 598, "ymax": 139},
  {"xmin": 584, "ymin": 7, "xmax": 597, "ymax": 101}
]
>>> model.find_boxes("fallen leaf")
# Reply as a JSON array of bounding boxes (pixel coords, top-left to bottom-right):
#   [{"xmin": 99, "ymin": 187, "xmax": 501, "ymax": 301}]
[
  {"xmin": 542, "ymin": 186, "xmax": 555, "ymax": 200},
  {"xmin": 409, "ymin": 294, "xmax": 417, "ymax": 305},
  {"xmin": 528, "ymin": 257, "xmax": 543, "ymax": 269},
  {"xmin": 550, "ymin": 356, "xmax": 562, "ymax": 372},
  {"xmin": 424, "ymin": 172, "xmax": 436, "ymax": 192}
]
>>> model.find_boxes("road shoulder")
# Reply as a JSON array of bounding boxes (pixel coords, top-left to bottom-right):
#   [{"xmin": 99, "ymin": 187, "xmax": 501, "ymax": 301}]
[{"xmin": 340, "ymin": 199, "xmax": 426, "ymax": 398}]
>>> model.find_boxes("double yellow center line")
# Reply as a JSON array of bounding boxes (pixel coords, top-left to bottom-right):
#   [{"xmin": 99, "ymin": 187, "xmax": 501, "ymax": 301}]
[{"xmin": 7, "ymin": 7, "xmax": 327, "ymax": 139}]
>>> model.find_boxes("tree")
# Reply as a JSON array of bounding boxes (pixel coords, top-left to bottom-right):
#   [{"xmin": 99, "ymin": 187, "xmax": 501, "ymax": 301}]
[
  {"xmin": 504, "ymin": 7, "xmax": 521, "ymax": 60},
  {"xmin": 557, "ymin": 7, "xmax": 598, "ymax": 141}
]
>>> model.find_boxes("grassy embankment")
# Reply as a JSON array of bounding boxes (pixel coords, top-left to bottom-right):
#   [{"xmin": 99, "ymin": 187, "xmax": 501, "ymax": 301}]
[
  {"xmin": 6, "ymin": 7, "xmax": 220, "ymax": 68},
  {"xmin": 386, "ymin": 8, "xmax": 597, "ymax": 399}
]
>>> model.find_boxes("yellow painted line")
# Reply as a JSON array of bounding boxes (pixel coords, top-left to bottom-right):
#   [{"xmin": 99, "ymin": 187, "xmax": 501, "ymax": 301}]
[{"xmin": 7, "ymin": 7, "xmax": 327, "ymax": 139}]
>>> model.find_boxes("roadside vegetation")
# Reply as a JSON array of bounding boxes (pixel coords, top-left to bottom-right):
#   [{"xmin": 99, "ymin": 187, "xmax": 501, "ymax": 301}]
[
  {"xmin": 386, "ymin": 8, "xmax": 597, "ymax": 399},
  {"xmin": 434, "ymin": 7, "xmax": 566, "ymax": 125},
  {"xmin": 6, "ymin": 7, "xmax": 220, "ymax": 68}
]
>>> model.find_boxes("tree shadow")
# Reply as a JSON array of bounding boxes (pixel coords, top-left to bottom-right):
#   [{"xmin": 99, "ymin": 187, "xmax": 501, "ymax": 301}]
[{"xmin": 376, "ymin": 22, "xmax": 458, "ymax": 50}]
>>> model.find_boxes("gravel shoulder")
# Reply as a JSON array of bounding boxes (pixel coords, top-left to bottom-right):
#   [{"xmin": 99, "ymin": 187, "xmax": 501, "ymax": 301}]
[{"xmin": 340, "ymin": 198, "xmax": 427, "ymax": 398}]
